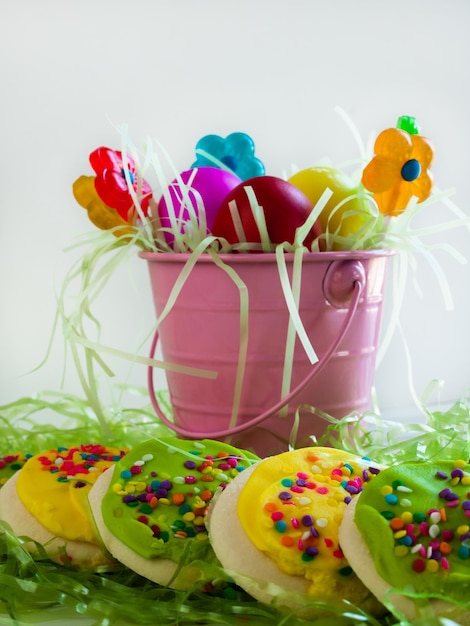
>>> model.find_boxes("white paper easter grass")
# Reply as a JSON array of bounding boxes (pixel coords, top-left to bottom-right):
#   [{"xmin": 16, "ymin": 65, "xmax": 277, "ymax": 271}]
[
  {"xmin": 52, "ymin": 232, "xmax": 320, "ymax": 441},
  {"xmin": 207, "ymin": 251, "xmax": 250, "ymax": 432},
  {"xmin": 66, "ymin": 103, "xmax": 470, "ymax": 466},
  {"xmin": 48, "ymin": 231, "xmax": 223, "ymax": 437},
  {"xmin": 63, "ymin": 127, "xmax": 357, "ymax": 439},
  {"xmin": 59, "ymin": 116, "xmax": 470, "ymax": 448},
  {"xmin": 108, "ymin": 130, "xmax": 334, "ymax": 434},
  {"xmin": 278, "ymin": 247, "xmax": 306, "ymax": 419}
]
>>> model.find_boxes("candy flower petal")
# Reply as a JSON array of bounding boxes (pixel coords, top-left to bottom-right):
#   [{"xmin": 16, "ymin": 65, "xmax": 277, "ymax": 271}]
[
  {"xmin": 373, "ymin": 128, "xmax": 413, "ymax": 162},
  {"xmin": 73, "ymin": 175, "xmax": 134, "ymax": 235},
  {"xmin": 362, "ymin": 155, "xmax": 402, "ymax": 194},
  {"xmin": 192, "ymin": 132, "xmax": 265, "ymax": 181},
  {"xmin": 89, "ymin": 147, "xmax": 152, "ymax": 221},
  {"xmin": 362, "ymin": 126, "xmax": 434, "ymax": 217}
]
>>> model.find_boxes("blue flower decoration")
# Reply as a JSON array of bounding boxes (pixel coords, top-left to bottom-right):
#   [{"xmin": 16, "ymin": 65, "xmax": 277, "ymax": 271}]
[{"xmin": 192, "ymin": 132, "xmax": 265, "ymax": 181}]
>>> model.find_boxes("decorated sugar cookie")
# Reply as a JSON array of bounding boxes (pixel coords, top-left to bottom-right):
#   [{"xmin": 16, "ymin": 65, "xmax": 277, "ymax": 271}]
[
  {"xmin": 88, "ymin": 438, "xmax": 259, "ymax": 589},
  {"xmin": 207, "ymin": 446, "xmax": 385, "ymax": 615},
  {"xmin": 339, "ymin": 458, "xmax": 470, "ymax": 623},
  {"xmin": 0, "ymin": 444, "xmax": 128, "ymax": 567},
  {"xmin": 0, "ymin": 453, "xmax": 30, "ymax": 488}
]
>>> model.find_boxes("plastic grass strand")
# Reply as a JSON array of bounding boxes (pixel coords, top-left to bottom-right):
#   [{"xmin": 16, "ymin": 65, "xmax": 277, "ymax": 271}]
[
  {"xmin": 53, "ymin": 229, "xmax": 180, "ymax": 434},
  {"xmin": 418, "ymin": 378, "xmax": 445, "ymax": 414},
  {"xmin": 141, "ymin": 139, "xmax": 223, "ymax": 253},
  {"xmin": 409, "ymin": 216, "xmax": 470, "ymax": 240},
  {"xmin": 168, "ymin": 169, "xmax": 205, "ymax": 251},
  {"xmin": 417, "ymin": 246, "xmax": 455, "ymax": 311},
  {"xmin": 145, "ymin": 147, "xmax": 179, "ymax": 252},
  {"xmin": 84, "ymin": 341, "xmax": 115, "ymax": 438},
  {"xmin": 374, "ymin": 190, "xmax": 470, "ymax": 315},
  {"xmin": 194, "ymin": 148, "xmax": 237, "ymax": 174},
  {"xmin": 0, "ymin": 389, "xmax": 174, "ymax": 452},
  {"xmin": 228, "ymin": 199, "xmax": 248, "ymax": 243},
  {"xmin": 430, "ymin": 240, "xmax": 467, "ymax": 265},
  {"xmin": 66, "ymin": 332, "xmax": 113, "ymax": 438},
  {"xmin": 288, "ymin": 404, "xmax": 302, "ymax": 449},
  {"xmin": 56, "ymin": 235, "xmax": 142, "ymax": 433},
  {"xmin": 209, "ymin": 251, "xmax": 250, "ymax": 432},
  {"xmin": 375, "ymin": 251, "xmax": 408, "ymax": 369},
  {"xmin": 320, "ymin": 388, "xmax": 470, "ymax": 466},
  {"xmin": 30, "ymin": 232, "xmax": 137, "ymax": 380},
  {"xmin": 280, "ymin": 246, "xmax": 304, "ymax": 418},
  {"xmin": 334, "ymin": 106, "xmax": 369, "ymax": 163},
  {"xmin": 118, "ymin": 125, "xmax": 154, "ymax": 244},
  {"xmin": 246, "ymin": 185, "xmax": 272, "ymax": 252},
  {"xmin": 275, "ymin": 246, "xmax": 318, "ymax": 365},
  {"xmin": 328, "ymin": 197, "xmax": 379, "ymax": 252},
  {"xmin": 434, "ymin": 186, "xmax": 470, "ymax": 233},
  {"xmin": 143, "ymin": 137, "xmax": 204, "ymax": 253},
  {"xmin": 71, "ymin": 333, "xmax": 217, "ymax": 379},
  {"xmin": 295, "ymin": 187, "xmax": 333, "ymax": 249},
  {"xmin": 396, "ymin": 319, "xmax": 424, "ymax": 414},
  {"xmin": 153, "ymin": 236, "xmax": 217, "ymax": 327}
]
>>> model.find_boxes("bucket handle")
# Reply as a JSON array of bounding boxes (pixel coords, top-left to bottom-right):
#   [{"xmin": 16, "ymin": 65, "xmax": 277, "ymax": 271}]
[{"xmin": 147, "ymin": 259, "xmax": 366, "ymax": 439}]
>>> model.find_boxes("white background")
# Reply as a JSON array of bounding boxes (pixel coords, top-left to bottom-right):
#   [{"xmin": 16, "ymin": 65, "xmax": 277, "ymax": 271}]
[{"xmin": 1, "ymin": 0, "xmax": 469, "ymax": 421}]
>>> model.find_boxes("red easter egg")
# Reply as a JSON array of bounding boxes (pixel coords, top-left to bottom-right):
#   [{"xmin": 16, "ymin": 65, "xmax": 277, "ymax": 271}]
[{"xmin": 212, "ymin": 176, "xmax": 322, "ymax": 249}]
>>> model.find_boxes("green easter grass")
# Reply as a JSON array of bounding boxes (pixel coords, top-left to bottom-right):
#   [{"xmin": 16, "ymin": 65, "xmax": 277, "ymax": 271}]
[{"xmin": 0, "ymin": 389, "xmax": 469, "ymax": 626}]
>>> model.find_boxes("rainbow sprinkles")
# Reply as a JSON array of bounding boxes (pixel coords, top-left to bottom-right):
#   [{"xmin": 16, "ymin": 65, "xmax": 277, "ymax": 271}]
[{"xmin": 340, "ymin": 457, "xmax": 470, "ymax": 622}]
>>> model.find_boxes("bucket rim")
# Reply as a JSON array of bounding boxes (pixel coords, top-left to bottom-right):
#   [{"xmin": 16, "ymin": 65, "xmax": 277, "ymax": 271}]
[{"xmin": 139, "ymin": 248, "xmax": 395, "ymax": 264}]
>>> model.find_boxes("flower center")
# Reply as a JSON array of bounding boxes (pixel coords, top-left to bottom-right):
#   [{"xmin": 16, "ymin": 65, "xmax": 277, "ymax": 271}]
[
  {"xmin": 121, "ymin": 168, "xmax": 135, "ymax": 185},
  {"xmin": 401, "ymin": 159, "xmax": 421, "ymax": 182}
]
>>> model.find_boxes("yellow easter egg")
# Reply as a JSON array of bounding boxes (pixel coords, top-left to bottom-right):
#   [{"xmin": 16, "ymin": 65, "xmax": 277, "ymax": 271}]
[{"xmin": 288, "ymin": 167, "xmax": 371, "ymax": 250}]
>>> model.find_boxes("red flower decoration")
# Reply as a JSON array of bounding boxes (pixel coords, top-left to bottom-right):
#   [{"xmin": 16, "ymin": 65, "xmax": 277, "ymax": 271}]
[{"xmin": 89, "ymin": 147, "xmax": 152, "ymax": 222}]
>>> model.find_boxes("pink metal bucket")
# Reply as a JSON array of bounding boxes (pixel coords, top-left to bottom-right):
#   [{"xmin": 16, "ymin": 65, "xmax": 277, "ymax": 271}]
[{"xmin": 140, "ymin": 250, "xmax": 393, "ymax": 455}]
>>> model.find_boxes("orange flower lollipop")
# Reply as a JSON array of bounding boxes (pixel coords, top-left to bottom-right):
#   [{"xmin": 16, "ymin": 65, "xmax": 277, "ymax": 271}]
[{"xmin": 362, "ymin": 117, "xmax": 434, "ymax": 217}]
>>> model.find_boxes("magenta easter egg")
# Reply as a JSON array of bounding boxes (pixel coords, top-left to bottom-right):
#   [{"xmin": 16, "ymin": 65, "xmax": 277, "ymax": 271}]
[
  {"xmin": 212, "ymin": 176, "xmax": 322, "ymax": 249},
  {"xmin": 157, "ymin": 167, "xmax": 241, "ymax": 246}
]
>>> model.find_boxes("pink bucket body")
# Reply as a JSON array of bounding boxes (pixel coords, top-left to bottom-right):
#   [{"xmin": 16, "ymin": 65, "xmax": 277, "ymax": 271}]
[{"xmin": 141, "ymin": 250, "xmax": 392, "ymax": 455}]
